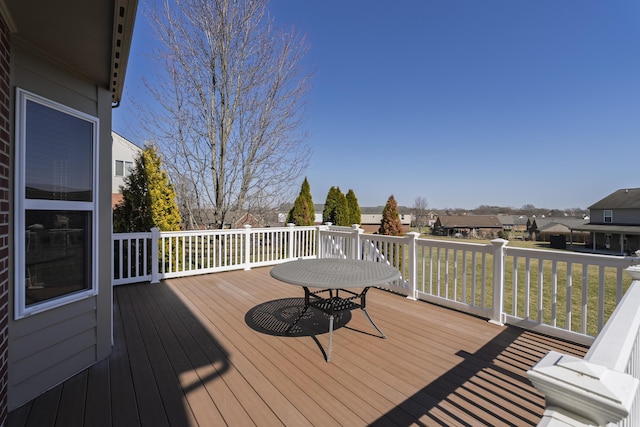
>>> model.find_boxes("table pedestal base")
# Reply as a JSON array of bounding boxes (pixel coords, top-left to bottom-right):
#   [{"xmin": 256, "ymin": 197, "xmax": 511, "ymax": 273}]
[{"xmin": 286, "ymin": 287, "xmax": 386, "ymax": 362}]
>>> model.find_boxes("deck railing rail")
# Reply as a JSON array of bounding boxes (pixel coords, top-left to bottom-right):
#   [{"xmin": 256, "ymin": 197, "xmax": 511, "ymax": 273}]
[
  {"xmin": 528, "ymin": 267, "xmax": 640, "ymax": 426},
  {"xmin": 113, "ymin": 224, "xmax": 640, "ymax": 426}
]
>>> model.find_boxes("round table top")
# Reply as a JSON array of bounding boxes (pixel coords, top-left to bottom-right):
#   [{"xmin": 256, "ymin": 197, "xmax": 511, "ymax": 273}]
[{"xmin": 270, "ymin": 258, "xmax": 400, "ymax": 289}]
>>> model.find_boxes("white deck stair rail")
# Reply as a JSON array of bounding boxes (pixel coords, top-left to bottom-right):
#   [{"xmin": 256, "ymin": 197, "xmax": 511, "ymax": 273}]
[{"xmin": 527, "ymin": 266, "xmax": 640, "ymax": 426}]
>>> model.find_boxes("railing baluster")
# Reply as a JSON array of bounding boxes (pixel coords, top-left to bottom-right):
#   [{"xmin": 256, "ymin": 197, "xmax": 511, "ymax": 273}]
[
  {"xmin": 566, "ymin": 262, "xmax": 572, "ymax": 331},
  {"xmin": 113, "ymin": 226, "xmax": 640, "ymax": 345},
  {"xmin": 551, "ymin": 260, "xmax": 558, "ymax": 328}
]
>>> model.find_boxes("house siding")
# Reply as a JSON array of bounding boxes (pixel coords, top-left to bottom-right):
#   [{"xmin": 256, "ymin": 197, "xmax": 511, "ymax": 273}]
[
  {"xmin": 8, "ymin": 42, "xmax": 112, "ymax": 410},
  {"xmin": 589, "ymin": 208, "xmax": 640, "ymax": 225},
  {"xmin": 111, "ymin": 132, "xmax": 142, "ymax": 193},
  {"xmin": 0, "ymin": 12, "xmax": 10, "ymax": 425}
]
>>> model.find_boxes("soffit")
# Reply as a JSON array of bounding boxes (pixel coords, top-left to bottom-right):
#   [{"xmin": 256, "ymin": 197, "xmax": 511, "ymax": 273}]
[{"xmin": 4, "ymin": 0, "xmax": 137, "ymax": 104}]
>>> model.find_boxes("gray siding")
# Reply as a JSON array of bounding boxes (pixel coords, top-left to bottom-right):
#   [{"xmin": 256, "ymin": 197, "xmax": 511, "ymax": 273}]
[
  {"xmin": 8, "ymin": 41, "xmax": 112, "ymax": 410},
  {"xmin": 590, "ymin": 208, "xmax": 640, "ymax": 225}
]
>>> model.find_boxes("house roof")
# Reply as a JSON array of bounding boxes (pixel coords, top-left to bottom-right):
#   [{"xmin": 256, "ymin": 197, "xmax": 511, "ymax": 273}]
[
  {"xmin": 538, "ymin": 222, "xmax": 570, "ymax": 233},
  {"xmin": 571, "ymin": 224, "xmax": 640, "ymax": 235},
  {"xmin": 436, "ymin": 215, "xmax": 503, "ymax": 228},
  {"xmin": 4, "ymin": 0, "xmax": 138, "ymax": 104},
  {"xmin": 530, "ymin": 217, "xmax": 588, "ymax": 228},
  {"xmin": 497, "ymin": 215, "xmax": 528, "ymax": 226},
  {"xmin": 589, "ymin": 188, "xmax": 640, "ymax": 210}
]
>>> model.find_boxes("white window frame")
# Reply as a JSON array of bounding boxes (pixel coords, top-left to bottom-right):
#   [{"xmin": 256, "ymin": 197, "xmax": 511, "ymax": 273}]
[
  {"xmin": 604, "ymin": 210, "xmax": 613, "ymax": 223},
  {"xmin": 114, "ymin": 159, "xmax": 133, "ymax": 177},
  {"xmin": 14, "ymin": 88, "xmax": 99, "ymax": 318}
]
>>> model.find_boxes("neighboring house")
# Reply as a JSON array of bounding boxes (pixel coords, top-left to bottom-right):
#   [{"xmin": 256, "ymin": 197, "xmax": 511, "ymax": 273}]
[
  {"xmin": 413, "ymin": 211, "xmax": 438, "ymax": 229},
  {"xmin": 527, "ymin": 217, "xmax": 588, "ymax": 243},
  {"xmin": 571, "ymin": 188, "xmax": 640, "ymax": 255},
  {"xmin": 359, "ymin": 206, "xmax": 412, "ymax": 234},
  {"xmin": 433, "ymin": 215, "xmax": 503, "ymax": 238},
  {"xmin": 497, "ymin": 215, "xmax": 528, "ymax": 234},
  {"xmin": 1, "ymin": 0, "xmax": 138, "ymax": 419},
  {"xmin": 277, "ymin": 203, "xmax": 325, "ymax": 224},
  {"xmin": 112, "ymin": 131, "xmax": 142, "ymax": 207}
]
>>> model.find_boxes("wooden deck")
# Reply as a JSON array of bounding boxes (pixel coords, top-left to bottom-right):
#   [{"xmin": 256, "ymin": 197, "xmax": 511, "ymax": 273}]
[{"xmin": 8, "ymin": 266, "xmax": 588, "ymax": 426}]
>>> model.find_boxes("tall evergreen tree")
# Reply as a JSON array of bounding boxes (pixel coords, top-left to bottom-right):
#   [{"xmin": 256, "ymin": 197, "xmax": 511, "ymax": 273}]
[
  {"xmin": 287, "ymin": 177, "xmax": 314, "ymax": 225},
  {"xmin": 323, "ymin": 186, "xmax": 348, "ymax": 225},
  {"xmin": 322, "ymin": 186, "xmax": 339, "ymax": 224},
  {"xmin": 334, "ymin": 191, "xmax": 349, "ymax": 226},
  {"xmin": 113, "ymin": 146, "xmax": 182, "ymax": 232},
  {"xmin": 345, "ymin": 189, "xmax": 361, "ymax": 226},
  {"xmin": 378, "ymin": 194, "xmax": 404, "ymax": 236}
]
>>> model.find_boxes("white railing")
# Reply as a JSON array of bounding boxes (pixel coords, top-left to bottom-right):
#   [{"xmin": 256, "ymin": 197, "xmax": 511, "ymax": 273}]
[
  {"xmin": 113, "ymin": 224, "xmax": 317, "ymax": 285},
  {"xmin": 113, "ymin": 224, "xmax": 640, "ymax": 424},
  {"xmin": 114, "ymin": 224, "xmax": 640, "ymax": 343},
  {"xmin": 528, "ymin": 267, "xmax": 640, "ymax": 426},
  {"xmin": 317, "ymin": 226, "xmax": 639, "ymax": 345}
]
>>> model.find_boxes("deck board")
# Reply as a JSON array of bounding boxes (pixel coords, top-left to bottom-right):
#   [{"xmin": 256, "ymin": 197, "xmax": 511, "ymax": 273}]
[{"xmin": 8, "ymin": 266, "xmax": 588, "ymax": 426}]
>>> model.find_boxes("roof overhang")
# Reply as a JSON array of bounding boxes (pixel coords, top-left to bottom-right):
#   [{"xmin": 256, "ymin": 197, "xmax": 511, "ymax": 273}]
[
  {"xmin": 2, "ymin": 0, "xmax": 138, "ymax": 105},
  {"xmin": 571, "ymin": 224, "xmax": 640, "ymax": 235}
]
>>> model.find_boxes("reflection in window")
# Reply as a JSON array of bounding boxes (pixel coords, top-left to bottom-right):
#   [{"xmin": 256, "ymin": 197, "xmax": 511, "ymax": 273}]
[
  {"xmin": 25, "ymin": 100, "xmax": 93, "ymax": 201},
  {"xmin": 25, "ymin": 211, "xmax": 91, "ymax": 306},
  {"xmin": 115, "ymin": 160, "xmax": 134, "ymax": 177},
  {"xmin": 16, "ymin": 89, "xmax": 98, "ymax": 317}
]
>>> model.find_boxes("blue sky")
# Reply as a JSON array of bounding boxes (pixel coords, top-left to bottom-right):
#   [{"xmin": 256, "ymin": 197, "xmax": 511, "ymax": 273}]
[{"xmin": 114, "ymin": 1, "xmax": 640, "ymax": 210}]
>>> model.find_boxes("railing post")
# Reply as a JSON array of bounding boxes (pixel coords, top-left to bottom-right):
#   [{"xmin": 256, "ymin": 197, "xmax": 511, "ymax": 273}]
[
  {"xmin": 406, "ymin": 232, "xmax": 420, "ymax": 300},
  {"xmin": 352, "ymin": 224, "xmax": 363, "ymax": 260},
  {"xmin": 151, "ymin": 227, "xmax": 160, "ymax": 284},
  {"xmin": 317, "ymin": 224, "xmax": 328, "ymax": 259},
  {"xmin": 489, "ymin": 238, "xmax": 508, "ymax": 325},
  {"xmin": 287, "ymin": 223, "xmax": 295, "ymax": 260},
  {"xmin": 528, "ymin": 350, "xmax": 639, "ymax": 426},
  {"xmin": 243, "ymin": 224, "xmax": 252, "ymax": 270}
]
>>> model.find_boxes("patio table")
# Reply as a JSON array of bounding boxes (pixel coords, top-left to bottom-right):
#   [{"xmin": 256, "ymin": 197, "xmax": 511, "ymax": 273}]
[{"xmin": 270, "ymin": 258, "xmax": 400, "ymax": 362}]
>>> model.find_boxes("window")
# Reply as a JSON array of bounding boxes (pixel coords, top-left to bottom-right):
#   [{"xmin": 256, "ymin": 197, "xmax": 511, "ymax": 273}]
[
  {"xmin": 604, "ymin": 210, "xmax": 613, "ymax": 223},
  {"xmin": 115, "ymin": 160, "xmax": 133, "ymax": 177},
  {"xmin": 15, "ymin": 89, "xmax": 98, "ymax": 318}
]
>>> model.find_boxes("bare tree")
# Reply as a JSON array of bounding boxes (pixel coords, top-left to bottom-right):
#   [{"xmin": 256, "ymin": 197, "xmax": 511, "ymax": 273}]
[
  {"xmin": 411, "ymin": 196, "xmax": 429, "ymax": 232},
  {"xmin": 140, "ymin": 0, "xmax": 312, "ymax": 228}
]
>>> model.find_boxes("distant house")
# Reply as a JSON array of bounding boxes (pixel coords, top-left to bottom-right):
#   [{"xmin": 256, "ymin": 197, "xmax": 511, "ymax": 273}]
[
  {"xmin": 433, "ymin": 215, "xmax": 503, "ymax": 238},
  {"xmin": 234, "ymin": 213, "xmax": 261, "ymax": 228},
  {"xmin": 527, "ymin": 217, "xmax": 588, "ymax": 243},
  {"xmin": 112, "ymin": 132, "xmax": 142, "ymax": 207},
  {"xmin": 276, "ymin": 204, "xmax": 324, "ymax": 225},
  {"xmin": 497, "ymin": 215, "xmax": 528, "ymax": 236},
  {"xmin": 571, "ymin": 188, "xmax": 640, "ymax": 255},
  {"xmin": 359, "ymin": 206, "xmax": 412, "ymax": 234}
]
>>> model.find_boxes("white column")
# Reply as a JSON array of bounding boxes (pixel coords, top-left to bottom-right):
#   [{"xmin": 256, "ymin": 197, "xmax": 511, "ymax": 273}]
[
  {"xmin": 150, "ymin": 227, "xmax": 160, "ymax": 283},
  {"xmin": 489, "ymin": 238, "xmax": 508, "ymax": 325},
  {"xmin": 243, "ymin": 224, "xmax": 252, "ymax": 270},
  {"xmin": 406, "ymin": 232, "xmax": 420, "ymax": 300}
]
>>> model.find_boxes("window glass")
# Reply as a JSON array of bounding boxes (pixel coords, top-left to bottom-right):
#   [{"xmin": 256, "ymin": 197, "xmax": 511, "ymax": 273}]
[
  {"xmin": 124, "ymin": 161, "xmax": 134, "ymax": 176},
  {"xmin": 115, "ymin": 160, "xmax": 124, "ymax": 176},
  {"xmin": 604, "ymin": 210, "xmax": 613, "ymax": 223},
  {"xmin": 16, "ymin": 89, "xmax": 98, "ymax": 317},
  {"xmin": 25, "ymin": 100, "xmax": 93, "ymax": 201},
  {"xmin": 25, "ymin": 210, "xmax": 91, "ymax": 306}
]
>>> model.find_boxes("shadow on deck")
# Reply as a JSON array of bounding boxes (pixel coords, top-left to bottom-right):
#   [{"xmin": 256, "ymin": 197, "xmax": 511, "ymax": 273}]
[{"xmin": 8, "ymin": 267, "xmax": 587, "ymax": 426}]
